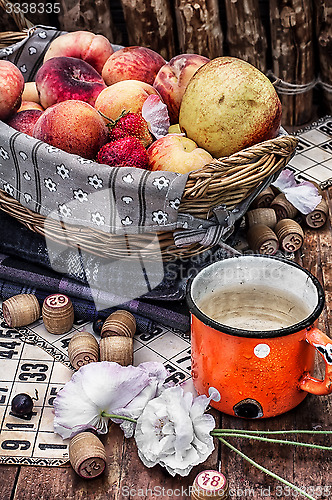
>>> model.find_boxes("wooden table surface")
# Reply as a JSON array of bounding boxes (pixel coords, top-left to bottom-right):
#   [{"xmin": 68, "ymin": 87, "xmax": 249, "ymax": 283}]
[{"xmin": 0, "ymin": 188, "xmax": 331, "ymax": 500}]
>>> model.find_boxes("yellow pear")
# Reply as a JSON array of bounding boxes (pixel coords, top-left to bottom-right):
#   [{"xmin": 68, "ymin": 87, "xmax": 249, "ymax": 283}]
[{"xmin": 178, "ymin": 57, "xmax": 282, "ymax": 158}]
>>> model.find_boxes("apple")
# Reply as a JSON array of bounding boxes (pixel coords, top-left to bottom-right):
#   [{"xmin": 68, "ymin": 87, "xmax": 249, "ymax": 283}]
[
  {"xmin": 0, "ymin": 60, "xmax": 25, "ymax": 121},
  {"xmin": 102, "ymin": 46, "xmax": 166, "ymax": 86},
  {"xmin": 33, "ymin": 100, "xmax": 108, "ymax": 159},
  {"xmin": 153, "ymin": 53, "xmax": 210, "ymax": 124},
  {"xmin": 147, "ymin": 134, "xmax": 213, "ymax": 174},
  {"xmin": 7, "ymin": 109, "xmax": 43, "ymax": 136},
  {"xmin": 43, "ymin": 31, "xmax": 114, "ymax": 74},
  {"xmin": 179, "ymin": 56, "xmax": 282, "ymax": 158},
  {"xmin": 35, "ymin": 56, "xmax": 106, "ymax": 109},
  {"xmin": 94, "ymin": 80, "xmax": 160, "ymax": 122}
]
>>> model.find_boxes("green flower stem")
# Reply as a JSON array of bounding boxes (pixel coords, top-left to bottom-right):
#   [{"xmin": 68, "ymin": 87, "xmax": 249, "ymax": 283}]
[
  {"xmin": 211, "ymin": 431, "xmax": 332, "ymax": 451},
  {"xmin": 212, "ymin": 429, "xmax": 332, "ymax": 436},
  {"xmin": 101, "ymin": 411, "xmax": 137, "ymax": 423},
  {"xmin": 218, "ymin": 437, "xmax": 317, "ymax": 500}
]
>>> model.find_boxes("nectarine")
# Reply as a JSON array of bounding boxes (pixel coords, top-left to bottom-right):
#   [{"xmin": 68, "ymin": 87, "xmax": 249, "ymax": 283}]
[
  {"xmin": 33, "ymin": 100, "xmax": 108, "ymax": 159},
  {"xmin": 7, "ymin": 109, "xmax": 43, "ymax": 136},
  {"xmin": 43, "ymin": 31, "xmax": 114, "ymax": 74},
  {"xmin": 153, "ymin": 54, "xmax": 209, "ymax": 124},
  {"xmin": 95, "ymin": 80, "xmax": 160, "ymax": 122},
  {"xmin": 0, "ymin": 60, "xmax": 24, "ymax": 121},
  {"xmin": 102, "ymin": 46, "xmax": 165, "ymax": 86},
  {"xmin": 36, "ymin": 56, "xmax": 106, "ymax": 108}
]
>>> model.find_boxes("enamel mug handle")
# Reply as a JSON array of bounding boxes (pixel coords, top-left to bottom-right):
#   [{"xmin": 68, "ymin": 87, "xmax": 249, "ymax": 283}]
[{"xmin": 299, "ymin": 327, "xmax": 332, "ymax": 395}]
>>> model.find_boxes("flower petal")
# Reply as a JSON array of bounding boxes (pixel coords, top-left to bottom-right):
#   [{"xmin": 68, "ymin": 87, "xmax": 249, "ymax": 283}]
[
  {"xmin": 142, "ymin": 95, "xmax": 170, "ymax": 139},
  {"xmin": 272, "ymin": 169, "xmax": 322, "ymax": 214}
]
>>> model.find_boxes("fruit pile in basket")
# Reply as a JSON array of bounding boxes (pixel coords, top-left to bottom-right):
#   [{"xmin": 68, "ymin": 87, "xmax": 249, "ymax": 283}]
[{"xmin": 0, "ymin": 30, "xmax": 282, "ymax": 174}]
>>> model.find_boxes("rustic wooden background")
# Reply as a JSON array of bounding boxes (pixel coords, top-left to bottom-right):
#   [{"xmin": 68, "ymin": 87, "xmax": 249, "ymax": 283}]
[{"xmin": 1, "ymin": 0, "xmax": 331, "ymax": 127}]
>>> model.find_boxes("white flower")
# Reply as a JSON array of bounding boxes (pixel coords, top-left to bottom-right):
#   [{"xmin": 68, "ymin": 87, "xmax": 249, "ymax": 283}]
[
  {"xmin": 153, "ymin": 176, "xmax": 170, "ymax": 191},
  {"xmin": 3, "ymin": 183, "xmax": 14, "ymax": 196},
  {"xmin": 46, "ymin": 145, "xmax": 60, "ymax": 154},
  {"xmin": 88, "ymin": 174, "xmax": 103, "ymax": 189},
  {"xmin": 56, "ymin": 163, "xmax": 69, "ymax": 179},
  {"xmin": 53, "ymin": 361, "xmax": 167, "ymax": 440},
  {"xmin": 91, "ymin": 211, "xmax": 105, "ymax": 226},
  {"xmin": 134, "ymin": 385, "xmax": 216, "ymax": 477},
  {"xmin": 169, "ymin": 198, "xmax": 181, "ymax": 210},
  {"xmin": 110, "ymin": 362, "xmax": 168, "ymax": 438},
  {"xmin": 73, "ymin": 189, "xmax": 88, "ymax": 202},
  {"xmin": 58, "ymin": 204, "xmax": 72, "ymax": 218},
  {"xmin": 0, "ymin": 147, "xmax": 9, "ymax": 160},
  {"xmin": 121, "ymin": 216, "xmax": 133, "ymax": 226},
  {"xmin": 1, "ymin": 47, "xmax": 13, "ymax": 56},
  {"xmin": 44, "ymin": 178, "xmax": 57, "ymax": 192},
  {"xmin": 272, "ymin": 168, "xmax": 322, "ymax": 215},
  {"xmin": 77, "ymin": 157, "xmax": 93, "ymax": 164},
  {"xmin": 152, "ymin": 210, "xmax": 168, "ymax": 225}
]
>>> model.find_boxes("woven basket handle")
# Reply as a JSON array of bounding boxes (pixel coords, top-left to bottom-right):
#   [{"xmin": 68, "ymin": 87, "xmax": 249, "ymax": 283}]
[{"xmin": 0, "ymin": 0, "xmax": 34, "ymax": 31}]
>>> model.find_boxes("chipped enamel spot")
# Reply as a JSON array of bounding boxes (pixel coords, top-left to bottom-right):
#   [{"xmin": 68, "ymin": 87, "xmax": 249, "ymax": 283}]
[{"xmin": 254, "ymin": 343, "xmax": 270, "ymax": 358}]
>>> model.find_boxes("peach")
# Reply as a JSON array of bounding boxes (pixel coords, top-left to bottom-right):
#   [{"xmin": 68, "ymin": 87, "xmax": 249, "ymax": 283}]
[
  {"xmin": 43, "ymin": 31, "xmax": 114, "ymax": 74},
  {"xmin": 18, "ymin": 101, "xmax": 44, "ymax": 112},
  {"xmin": 147, "ymin": 134, "xmax": 213, "ymax": 174},
  {"xmin": 153, "ymin": 54, "xmax": 210, "ymax": 124},
  {"xmin": 33, "ymin": 100, "xmax": 108, "ymax": 159},
  {"xmin": 95, "ymin": 80, "xmax": 160, "ymax": 121},
  {"xmin": 22, "ymin": 81, "xmax": 40, "ymax": 104},
  {"xmin": 36, "ymin": 56, "xmax": 106, "ymax": 109},
  {"xmin": 0, "ymin": 60, "xmax": 24, "ymax": 121},
  {"xmin": 7, "ymin": 109, "xmax": 43, "ymax": 136},
  {"xmin": 102, "ymin": 46, "xmax": 165, "ymax": 86}
]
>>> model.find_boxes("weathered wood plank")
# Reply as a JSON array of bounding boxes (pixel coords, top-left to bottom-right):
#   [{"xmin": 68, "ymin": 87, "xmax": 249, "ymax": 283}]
[
  {"xmin": 57, "ymin": 0, "xmax": 122, "ymax": 44},
  {"xmin": 224, "ymin": 0, "xmax": 268, "ymax": 72},
  {"xmin": 269, "ymin": 0, "xmax": 315, "ymax": 126},
  {"xmin": 0, "ymin": 465, "xmax": 19, "ymax": 499},
  {"xmin": 174, "ymin": 0, "xmax": 224, "ymax": 58},
  {"xmin": 119, "ymin": 0, "xmax": 176, "ymax": 60},
  {"xmin": 315, "ymin": 0, "xmax": 332, "ymax": 115}
]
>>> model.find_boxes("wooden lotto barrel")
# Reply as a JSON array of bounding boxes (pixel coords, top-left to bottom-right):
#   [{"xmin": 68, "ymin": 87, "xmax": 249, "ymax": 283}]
[
  {"xmin": 191, "ymin": 470, "xmax": 229, "ymax": 499},
  {"xmin": 2, "ymin": 294, "xmax": 40, "ymax": 328},
  {"xmin": 99, "ymin": 336, "xmax": 133, "ymax": 366},
  {"xmin": 275, "ymin": 219, "xmax": 304, "ymax": 253},
  {"xmin": 304, "ymin": 198, "xmax": 328, "ymax": 228},
  {"xmin": 250, "ymin": 187, "xmax": 275, "ymax": 208},
  {"xmin": 101, "ymin": 310, "xmax": 136, "ymax": 338},
  {"xmin": 68, "ymin": 331, "xmax": 99, "ymax": 370},
  {"xmin": 42, "ymin": 293, "xmax": 74, "ymax": 334},
  {"xmin": 247, "ymin": 224, "xmax": 279, "ymax": 255},
  {"xmin": 271, "ymin": 193, "xmax": 298, "ymax": 220},
  {"xmin": 245, "ymin": 208, "xmax": 277, "ymax": 229},
  {"xmin": 69, "ymin": 431, "xmax": 107, "ymax": 479}
]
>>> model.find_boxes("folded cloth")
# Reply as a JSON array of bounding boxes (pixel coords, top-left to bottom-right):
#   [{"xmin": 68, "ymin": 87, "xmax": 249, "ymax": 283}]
[{"xmin": 0, "ymin": 277, "xmax": 155, "ymax": 333}]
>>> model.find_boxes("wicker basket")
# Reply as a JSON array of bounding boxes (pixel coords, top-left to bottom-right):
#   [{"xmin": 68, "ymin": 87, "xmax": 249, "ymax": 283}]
[{"xmin": 0, "ymin": 2, "xmax": 298, "ymax": 261}]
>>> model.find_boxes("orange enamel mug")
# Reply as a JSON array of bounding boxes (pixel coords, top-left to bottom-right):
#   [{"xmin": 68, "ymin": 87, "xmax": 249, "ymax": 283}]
[{"xmin": 186, "ymin": 255, "xmax": 332, "ymax": 418}]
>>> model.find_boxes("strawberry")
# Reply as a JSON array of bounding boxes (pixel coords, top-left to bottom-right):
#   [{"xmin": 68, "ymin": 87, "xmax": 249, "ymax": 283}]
[
  {"xmin": 104, "ymin": 110, "xmax": 153, "ymax": 148},
  {"xmin": 96, "ymin": 136, "xmax": 150, "ymax": 170}
]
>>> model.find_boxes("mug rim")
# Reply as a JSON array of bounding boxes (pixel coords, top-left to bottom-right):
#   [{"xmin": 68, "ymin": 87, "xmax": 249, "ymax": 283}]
[{"xmin": 186, "ymin": 254, "xmax": 325, "ymax": 339}]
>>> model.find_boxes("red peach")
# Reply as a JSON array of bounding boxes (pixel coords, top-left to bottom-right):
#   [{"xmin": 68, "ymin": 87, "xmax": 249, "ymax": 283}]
[
  {"xmin": 33, "ymin": 100, "xmax": 108, "ymax": 159},
  {"xmin": 0, "ymin": 60, "xmax": 24, "ymax": 121},
  {"xmin": 7, "ymin": 109, "xmax": 43, "ymax": 136},
  {"xmin": 43, "ymin": 31, "xmax": 114, "ymax": 74},
  {"xmin": 94, "ymin": 80, "xmax": 160, "ymax": 121},
  {"xmin": 153, "ymin": 54, "xmax": 210, "ymax": 124},
  {"xmin": 36, "ymin": 56, "xmax": 106, "ymax": 109},
  {"xmin": 102, "ymin": 46, "xmax": 165, "ymax": 86}
]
